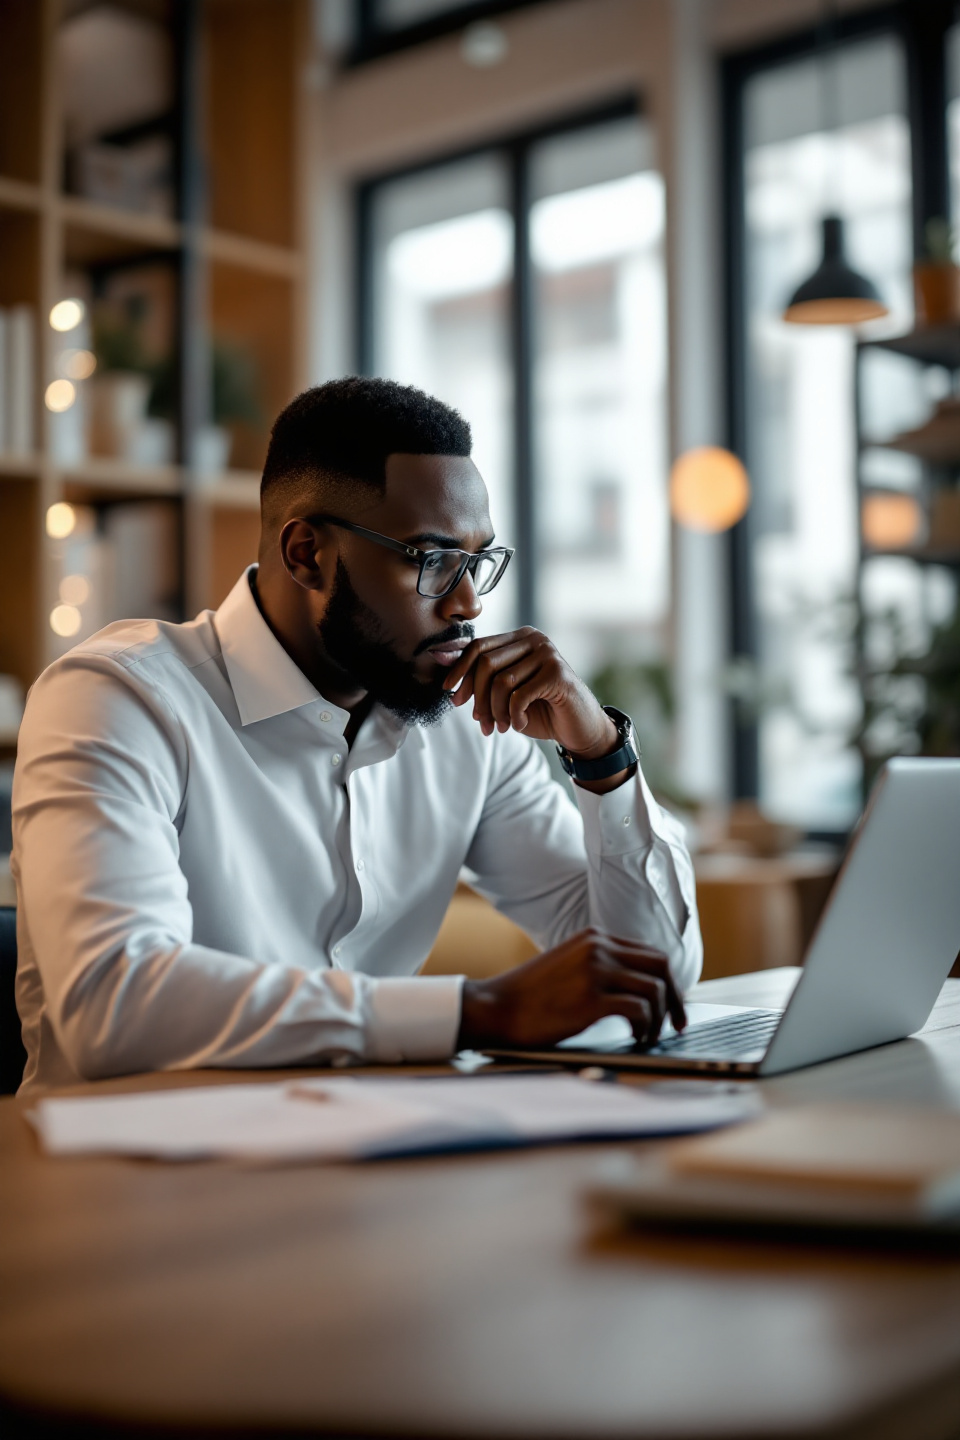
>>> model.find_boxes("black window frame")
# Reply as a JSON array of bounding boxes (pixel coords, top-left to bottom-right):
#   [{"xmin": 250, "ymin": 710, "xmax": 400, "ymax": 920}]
[
  {"xmin": 720, "ymin": 0, "xmax": 956, "ymax": 812},
  {"xmin": 348, "ymin": 0, "xmax": 552, "ymax": 67},
  {"xmin": 355, "ymin": 93, "xmax": 646, "ymax": 629}
]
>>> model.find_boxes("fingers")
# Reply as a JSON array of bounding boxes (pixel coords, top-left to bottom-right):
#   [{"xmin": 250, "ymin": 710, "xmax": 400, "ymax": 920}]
[
  {"xmin": 603, "ymin": 994, "xmax": 657, "ymax": 1046},
  {"xmin": 602, "ymin": 935, "xmax": 686, "ymax": 1032},
  {"xmin": 595, "ymin": 958, "xmax": 668, "ymax": 1036},
  {"xmin": 445, "ymin": 631, "xmax": 547, "ymax": 735},
  {"xmin": 443, "ymin": 630, "xmax": 538, "ymax": 698}
]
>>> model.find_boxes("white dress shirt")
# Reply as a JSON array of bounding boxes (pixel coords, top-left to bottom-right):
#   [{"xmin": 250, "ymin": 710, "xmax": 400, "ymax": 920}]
[{"xmin": 12, "ymin": 567, "xmax": 702, "ymax": 1093}]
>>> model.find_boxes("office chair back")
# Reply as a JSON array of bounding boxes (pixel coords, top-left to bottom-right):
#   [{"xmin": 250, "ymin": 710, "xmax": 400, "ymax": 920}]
[{"xmin": 0, "ymin": 908, "xmax": 25, "ymax": 1095}]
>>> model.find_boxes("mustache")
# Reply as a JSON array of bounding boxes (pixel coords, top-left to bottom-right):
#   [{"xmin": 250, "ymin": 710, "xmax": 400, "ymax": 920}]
[{"xmin": 413, "ymin": 623, "xmax": 475, "ymax": 657}]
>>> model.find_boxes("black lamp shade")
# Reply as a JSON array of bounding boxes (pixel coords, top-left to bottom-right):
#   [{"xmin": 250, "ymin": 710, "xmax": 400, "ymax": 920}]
[{"xmin": 783, "ymin": 216, "xmax": 888, "ymax": 325}]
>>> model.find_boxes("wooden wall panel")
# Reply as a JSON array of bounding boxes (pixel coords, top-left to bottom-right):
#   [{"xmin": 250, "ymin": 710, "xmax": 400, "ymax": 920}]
[{"xmin": 204, "ymin": 0, "xmax": 296, "ymax": 247}]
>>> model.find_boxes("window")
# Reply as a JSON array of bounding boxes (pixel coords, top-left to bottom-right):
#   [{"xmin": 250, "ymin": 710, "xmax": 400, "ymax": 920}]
[
  {"xmin": 361, "ymin": 109, "xmax": 670, "ymax": 689},
  {"xmin": 731, "ymin": 28, "xmax": 914, "ymax": 830}
]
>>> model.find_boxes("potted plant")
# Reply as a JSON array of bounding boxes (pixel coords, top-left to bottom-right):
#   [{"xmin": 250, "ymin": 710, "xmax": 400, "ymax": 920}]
[
  {"xmin": 88, "ymin": 311, "xmax": 154, "ymax": 459},
  {"xmin": 913, "ymin": 217, "xmax": 960, "ymax": 326},
  {"xmin": 148, "ymin": 341, "xmax": 262, "ymax": 475}
]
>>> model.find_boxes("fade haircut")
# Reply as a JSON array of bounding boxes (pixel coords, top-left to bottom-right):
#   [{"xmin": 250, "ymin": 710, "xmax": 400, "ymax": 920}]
[{"xmin": 260, "ymin": 376, "xmax": 472, "ymax": 522}]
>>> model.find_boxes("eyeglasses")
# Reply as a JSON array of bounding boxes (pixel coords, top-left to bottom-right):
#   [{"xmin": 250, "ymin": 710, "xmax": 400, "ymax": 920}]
[{"xmin": 305, "ymin": 515, "xmax": 515, "ymax": 599}]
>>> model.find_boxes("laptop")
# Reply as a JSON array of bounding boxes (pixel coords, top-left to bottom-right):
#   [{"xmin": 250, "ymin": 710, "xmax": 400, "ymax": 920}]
[{"xmin": 485, "ymin": 758, "xmax": 960, "ymax": 1077}]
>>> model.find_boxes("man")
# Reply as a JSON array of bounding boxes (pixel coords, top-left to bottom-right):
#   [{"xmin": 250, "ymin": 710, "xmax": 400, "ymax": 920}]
[{"xmin": 13, "ymin": 378, "xmax": 701, "ymax": 1093}]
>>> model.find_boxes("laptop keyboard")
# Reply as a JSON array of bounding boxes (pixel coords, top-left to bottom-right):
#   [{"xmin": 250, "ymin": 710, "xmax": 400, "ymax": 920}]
[{"xmin": 646, "ymin": 1009, "xmax": 782, "ymax": 1059}]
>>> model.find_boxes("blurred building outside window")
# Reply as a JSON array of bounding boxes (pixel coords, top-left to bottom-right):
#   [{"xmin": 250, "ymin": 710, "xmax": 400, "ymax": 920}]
[
  {"xmin": 365, "ymin": 114, "xmax": 672, "ymax": 781},
  {"xmin": 741, "ymin": 31, "xmax": 917, "ymax": 831}
]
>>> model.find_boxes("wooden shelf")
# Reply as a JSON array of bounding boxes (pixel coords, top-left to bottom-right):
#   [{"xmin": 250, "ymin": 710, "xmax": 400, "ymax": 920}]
[
  {"xmin": 863, "ymin": 324, "xmax": 960, "ymax": 370},
  {"xmin": 59, "ymin": 458, "xmax": 184, "ymax": 498},
  {"xmin": 0, "ymin": 454, "xmax": 42, "ymax": 478},
  {"xmin": 195, "ymin": 472, "xmax": 261, "ymax": 508},
  {"xmin": 0, "ymin": 0, "xmax": 307, "ymax": 689},
  {"xmin": 59, "ymin": 196, "xmax": 182, "ymax": 266},
  {"xmin": 863, "ymin": 545, "xmax": 960, "ymax": 566}
]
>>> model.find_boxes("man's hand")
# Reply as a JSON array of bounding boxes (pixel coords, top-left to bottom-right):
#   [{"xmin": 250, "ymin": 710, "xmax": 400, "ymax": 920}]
[
  {"xmin": 443, "ymin": 627, "xmax": 618, "ymax": 760},
  {"xmin": 457, "ymin": 928, "xmax": 686, "ymax": 1051}
]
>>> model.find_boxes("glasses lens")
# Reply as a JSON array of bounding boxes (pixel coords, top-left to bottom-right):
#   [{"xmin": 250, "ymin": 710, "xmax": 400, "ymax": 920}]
[
  {"xmin": 472, "ymin": 550, "xmax": 509, "ymax": 595},
  {"xmin": 419, "ymin": 549, "xmax": 467, "ymax": 597}
]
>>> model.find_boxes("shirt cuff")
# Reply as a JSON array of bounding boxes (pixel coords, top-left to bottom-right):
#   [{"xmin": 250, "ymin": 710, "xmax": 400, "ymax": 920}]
[
  {"xmin": 573, "ymin": 764, "xmax": 664, "ymax": 856},
  {"xmin": 364, "ymin": 975, "xmax": 465, "ymax": 1063}
]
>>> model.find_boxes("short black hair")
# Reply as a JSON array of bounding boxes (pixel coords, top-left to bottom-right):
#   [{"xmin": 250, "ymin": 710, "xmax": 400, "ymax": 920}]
[{"xmin": 260, "ymin": 377, "xmax": 472, "ymax": 515}]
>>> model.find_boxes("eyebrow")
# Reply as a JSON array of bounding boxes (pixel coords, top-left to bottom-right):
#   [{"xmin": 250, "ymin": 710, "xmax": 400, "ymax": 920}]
[{"xmin": 405, "ymin": 531, "xmax": 497, "ymax": 550}]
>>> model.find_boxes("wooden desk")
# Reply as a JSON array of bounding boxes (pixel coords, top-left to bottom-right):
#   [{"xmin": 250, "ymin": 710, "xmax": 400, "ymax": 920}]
[{"xmin": 3, "ymin": 970, "xmax": 960, "ymax": 1440}]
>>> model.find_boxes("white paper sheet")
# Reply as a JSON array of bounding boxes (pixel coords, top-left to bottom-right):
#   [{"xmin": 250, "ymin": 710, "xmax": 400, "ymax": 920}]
[{"xmin": 29, "ymin": 1073, "xmax": 760, "ymax": 1164}]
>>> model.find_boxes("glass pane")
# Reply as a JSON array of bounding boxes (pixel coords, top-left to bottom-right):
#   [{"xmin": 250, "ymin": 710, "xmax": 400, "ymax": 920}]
[
  {"xmin": 948, "ymin": 23, "xmax": 960, "ymax": 229},
  {"xmin": 369, "ymin": 153, "xmax": 516, "ymax": 634},
  {"xmin": 529, "ymin": 117, "xmax": 670, "ymax": 708},
  {"xmin": 742, "ymin": 33, "xmax": 912, "ymax": 829}
]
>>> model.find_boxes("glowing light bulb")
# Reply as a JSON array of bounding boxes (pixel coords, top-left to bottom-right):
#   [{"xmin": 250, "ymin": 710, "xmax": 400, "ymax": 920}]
[
  {"xmin": 63, "ymin": 348, "xmax": 97, "ymax": 380},
  {"xmin": 59, "ymin": 573, "xmax": 91, "ymax": 605},
  {"xmin": 669, "ymin": 446, "xmax": 750, "ymax": 533},
  {"xmin": 50, "ymin": 298, "xmax": 85, "ymax": 332},
  {"xmin": 50, "ymin": 604, "xmax": 82, "ymax": 638},
  {"xmin": 46, "ymin": 502, "xmax": 77, "ymax": 539},
  {"xmin": 45, "ymin": 379, "xmax": 76, "ymax": 412},
  {"xmin": 861, "ymin": 493, "xmax": 922, "ymax": 550}
]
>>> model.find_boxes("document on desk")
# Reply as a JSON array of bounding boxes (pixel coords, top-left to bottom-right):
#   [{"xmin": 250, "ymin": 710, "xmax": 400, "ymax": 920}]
[{"xmin": 29, "ymin": 1074, "xmax": 760, "ymax": 1164}]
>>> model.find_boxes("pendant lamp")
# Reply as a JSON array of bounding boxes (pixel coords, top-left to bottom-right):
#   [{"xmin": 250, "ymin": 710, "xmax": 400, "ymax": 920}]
[
  {"xmin": 784, "ymin": 215, "xmax": 888, "ymax": 324},
  {"xmin": 782, "ymin": 1, "xmax": 888, "ymax": 326}
]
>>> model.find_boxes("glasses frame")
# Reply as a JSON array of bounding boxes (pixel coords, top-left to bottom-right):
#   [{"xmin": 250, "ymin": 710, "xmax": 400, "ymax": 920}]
[{"xmin": 304, "ymin": 514, "xmax": 515, "ymax": 599}]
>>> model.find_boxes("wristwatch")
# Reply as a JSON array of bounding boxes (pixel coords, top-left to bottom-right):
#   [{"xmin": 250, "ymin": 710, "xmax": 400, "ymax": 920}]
[{"xmin": 556, "ymin": 706, "xmax": 640, "ymax": 782}]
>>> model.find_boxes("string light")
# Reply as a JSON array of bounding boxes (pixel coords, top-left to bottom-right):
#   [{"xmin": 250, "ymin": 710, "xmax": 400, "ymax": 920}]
[
  {"xmin": 63, "ymin": 349, "xmax": 97, "ymax": 380},
  {"xmin": 50, "ymin": 604, "xmax": 82, "ymax": 638},
  {"xmin": 45, "ymin": 503, "xmax": 77, "ymax": 539},
  {"xmin": 49, "ymin": 298, "xmax": 85, "ymax": 332},
  {"xmin": 59, "ymin": 574, "xmax": 91, "ymax": 605},
  {"xmin": 45, "ymin": 379, "xmax": 76, "ymax": 412}
]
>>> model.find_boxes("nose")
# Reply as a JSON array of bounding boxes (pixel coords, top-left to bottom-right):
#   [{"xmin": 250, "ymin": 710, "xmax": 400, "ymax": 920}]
[{"xmin": 437, "ymin": 565, "xmax": 482, "ymax": 623}]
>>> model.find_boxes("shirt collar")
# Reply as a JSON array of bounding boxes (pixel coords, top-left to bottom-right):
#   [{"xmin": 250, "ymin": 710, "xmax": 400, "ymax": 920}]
[{"xmin": 214, "ymin": 565, "xmax": 328, "ymax": 727}]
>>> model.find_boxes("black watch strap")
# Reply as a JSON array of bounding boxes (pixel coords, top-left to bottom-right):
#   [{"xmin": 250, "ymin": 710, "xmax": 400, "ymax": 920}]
[{"xmin": 556, "ymin": 706, "xmax": 640, "ymax": 782}]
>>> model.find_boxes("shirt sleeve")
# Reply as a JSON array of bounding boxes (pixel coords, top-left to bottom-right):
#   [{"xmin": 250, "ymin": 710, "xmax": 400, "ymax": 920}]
[
  {"xmin": 464, "ymin": 729, "xmax": 702, "ymax": 993},
  {"xmin": 12, "ymin": 653, "xmax": 462, "ymax": 1083}
]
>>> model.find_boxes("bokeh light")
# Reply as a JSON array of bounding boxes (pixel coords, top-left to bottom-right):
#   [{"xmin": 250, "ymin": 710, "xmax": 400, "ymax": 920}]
[
  {"xmin": 59, "ymin": 574, "xmax": 91, "ymax": 606},
  {"xmin": 861, "ymin": 492, "xmax": 923, "ymax": 550},
  {"xmin": 669, "ymin": 446, "xmax": 751, "ymax": 533},
  {"xmin": 45, "ymin": 502, "xmax": 77, "ymax": 539},
  {"xmin": 45, "ymin": 379, "xmax": 76, "ymax": 412},
  {"xmin": 50, "ymin": 604, "xmax": 82, "ymax": 638},
  {"xmin": 63, "ymin": 349, "xmax": 97, "ymax": 380},
  {"xmin": 49, "ymin": 298, "xmax": 85, "ymax": 332}
]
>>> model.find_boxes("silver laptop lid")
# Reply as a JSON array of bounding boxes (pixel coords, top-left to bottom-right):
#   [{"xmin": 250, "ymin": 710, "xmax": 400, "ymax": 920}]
[{"xmin": 760, "ymin": 758, "xmax": 960, "ymax": 1076}]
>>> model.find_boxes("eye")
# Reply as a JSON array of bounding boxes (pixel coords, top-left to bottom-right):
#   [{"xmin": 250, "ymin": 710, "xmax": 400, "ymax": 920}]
[{"xmin": 421, "ymin": 552, "xmax": 444, "ymax": 570}]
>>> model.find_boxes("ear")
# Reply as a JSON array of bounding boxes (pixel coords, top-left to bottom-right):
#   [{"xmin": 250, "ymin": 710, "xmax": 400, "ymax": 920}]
[{"xmin": 278, "ymin": 518, "xmax": 335, "ymax": 592}]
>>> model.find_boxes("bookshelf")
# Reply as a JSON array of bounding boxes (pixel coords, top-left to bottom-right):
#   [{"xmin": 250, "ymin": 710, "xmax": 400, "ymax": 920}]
[{"xmin": 0, "ymin": 0, "xmax": 309, "ymax": 717}]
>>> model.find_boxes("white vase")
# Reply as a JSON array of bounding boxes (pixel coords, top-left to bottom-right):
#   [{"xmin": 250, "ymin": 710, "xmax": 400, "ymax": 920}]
[
  {"xmin": 87, "ymin": 372, "xmax": 151, "ymax": 458},
  {"xmin": 192, "ymin": 424, "xmax": 232, "ymax": 476}
]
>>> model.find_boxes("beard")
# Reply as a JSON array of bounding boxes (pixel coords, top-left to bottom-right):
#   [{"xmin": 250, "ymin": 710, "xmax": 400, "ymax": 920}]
[{"xmin": 319, "ymin": 558, "xmax": 472, "ymax": 727}]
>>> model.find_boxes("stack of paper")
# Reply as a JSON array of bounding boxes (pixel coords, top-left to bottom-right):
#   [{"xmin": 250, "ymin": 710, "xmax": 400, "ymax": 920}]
[
  {"xmin": 587, "ymin": 1104, "xmax": 960, "ymax": 1233},
  {"xmin": 29, "ymin": 1073, "xmax": 760, "ymax": 1164}
]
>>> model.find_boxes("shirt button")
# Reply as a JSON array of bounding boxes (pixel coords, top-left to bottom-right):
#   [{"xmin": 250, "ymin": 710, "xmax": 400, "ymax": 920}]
[
  {"xmin": 356, "ymin": 859, "xmax": 364, "ymax": 872},
  {"xmin": 623, "ymin": 816, "xmax": 631, "ymax": 827},
  {"xmin": 320, "ymin": 711, "xmax": 332, "ymax": 723},
  {"xmin": 331, "ymin": 753, "xmax": 342, "ymax": 767},
  {"xmin": 333, "ymin": 944, "xmax": 342, "ymax": 958}
]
